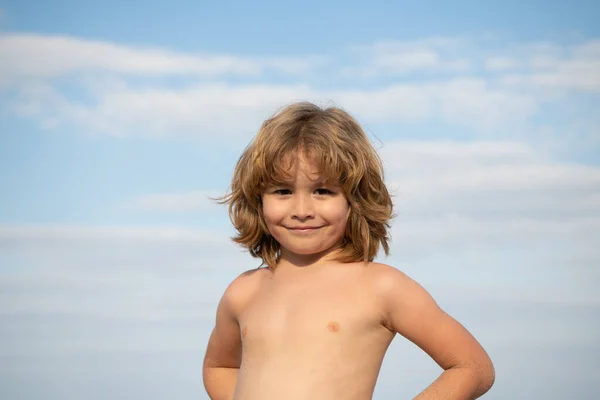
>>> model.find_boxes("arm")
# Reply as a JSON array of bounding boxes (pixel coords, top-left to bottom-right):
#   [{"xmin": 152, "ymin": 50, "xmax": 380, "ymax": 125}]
[
  {"xmin": 203, "ymin": 284, "xmax": 244, "ymax": 400},
  {"xmin": 374, "ymin": 264, "xmax": 495, "ymax": 399}
]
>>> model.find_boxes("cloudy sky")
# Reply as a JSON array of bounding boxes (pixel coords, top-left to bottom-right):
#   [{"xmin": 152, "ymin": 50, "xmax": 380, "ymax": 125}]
[{"xmin": 1, "ymin": 0, "xmax": 599, "ymax": 398}]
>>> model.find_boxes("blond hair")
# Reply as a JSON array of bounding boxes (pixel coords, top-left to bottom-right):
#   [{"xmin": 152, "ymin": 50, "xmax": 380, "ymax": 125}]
[{"xmin": 219, "ymin": 102, "xmax": 393, "ymax": 268}]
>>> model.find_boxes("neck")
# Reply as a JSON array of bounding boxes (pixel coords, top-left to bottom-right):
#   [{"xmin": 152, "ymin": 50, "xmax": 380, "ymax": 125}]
[{"xmin": 277, "ymin": 245, "xmax": 342, "ymax": 270}]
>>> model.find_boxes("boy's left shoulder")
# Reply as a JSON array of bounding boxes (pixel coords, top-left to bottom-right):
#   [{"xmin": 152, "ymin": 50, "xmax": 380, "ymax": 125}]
[
  {"xmin": 362, "ymin": 262, "xmax": 438, "ymax": 318},
  {"xmin": 363, "ymin": 262, "xmax": 419, "ymax": 293},
  {"xmin": 363, "ymin": 262, "xmax": 445, "ymax": 333}
]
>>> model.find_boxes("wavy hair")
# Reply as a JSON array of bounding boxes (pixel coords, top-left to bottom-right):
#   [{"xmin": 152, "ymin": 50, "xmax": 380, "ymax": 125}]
[{"xmin": 219, "ymin": 102, "xmax": 393, "ymax": 268}]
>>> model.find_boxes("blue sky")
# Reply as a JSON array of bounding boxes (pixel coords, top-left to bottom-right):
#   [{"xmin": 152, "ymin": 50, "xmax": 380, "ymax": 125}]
[{"xmin": 1, "ymin": 1, "xmax": 599, "ymax": 399}]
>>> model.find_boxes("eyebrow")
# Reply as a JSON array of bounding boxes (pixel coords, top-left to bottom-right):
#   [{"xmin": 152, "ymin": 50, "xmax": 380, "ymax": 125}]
[
  {"xmin": 266, "ymin": 180, "xmax": 339, "ymax": 187},
  {"xmin": 314, "ymin": 180, "xmax": 339, "ymax": 186}
]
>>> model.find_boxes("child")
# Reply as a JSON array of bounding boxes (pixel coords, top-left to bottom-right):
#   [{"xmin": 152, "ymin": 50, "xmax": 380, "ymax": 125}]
[{"xmin": 203, "ymin": 102, "xmax": 495, "ymax": 399}]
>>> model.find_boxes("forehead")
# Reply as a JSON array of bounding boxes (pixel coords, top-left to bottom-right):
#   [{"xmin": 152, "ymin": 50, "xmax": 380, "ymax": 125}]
[{"xmin": 272, "ymin": 151, "xmax": 336, "ymax": 183}]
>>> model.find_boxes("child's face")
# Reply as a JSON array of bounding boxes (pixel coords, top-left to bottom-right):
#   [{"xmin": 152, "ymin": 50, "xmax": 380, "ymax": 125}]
[{"xmin": 262, "ymin": 154, "xmax": 350, "ymax": 263}]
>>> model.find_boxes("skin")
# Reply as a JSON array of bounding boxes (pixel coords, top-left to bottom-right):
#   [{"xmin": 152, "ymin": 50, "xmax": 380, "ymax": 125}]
[{"xmin": 203, "ymin": 155, "xmax": 495, "ymax": 400}]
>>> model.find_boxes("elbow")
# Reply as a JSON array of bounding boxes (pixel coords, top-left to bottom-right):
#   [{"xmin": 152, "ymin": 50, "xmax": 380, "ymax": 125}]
[
  {"xmin": 455, "ymin": 357, "xmax": 495, "ymax": 397},
  {"xmin": 476, "ymin": 358, "xmax": 496, "ymax": 396}
]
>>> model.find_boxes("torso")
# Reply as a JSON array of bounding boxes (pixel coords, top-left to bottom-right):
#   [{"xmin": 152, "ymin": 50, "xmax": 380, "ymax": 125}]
[{"xmin": 233, "ymin": 262, "xmax": 396, "ymax": 400}]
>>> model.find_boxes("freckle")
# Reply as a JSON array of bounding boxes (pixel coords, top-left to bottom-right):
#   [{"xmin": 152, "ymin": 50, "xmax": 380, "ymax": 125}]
[
  {"xmin": 327, "ymin": 321, "xmax": 340, "ymax": 333},
  {"xmin": 241, "ymin": 326, "xmax": 248, "ymax": 337}
]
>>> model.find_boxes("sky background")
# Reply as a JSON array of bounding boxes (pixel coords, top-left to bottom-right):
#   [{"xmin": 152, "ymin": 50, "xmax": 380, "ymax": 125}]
[{"xmin": 0, "ymin": 0, "xmax": 599, "ymax": 399}]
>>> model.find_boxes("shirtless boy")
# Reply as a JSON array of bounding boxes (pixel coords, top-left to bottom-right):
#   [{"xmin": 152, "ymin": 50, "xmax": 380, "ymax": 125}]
[{"xmin": 203, "ymin": 102, "xmax": 495, "ymax": 399}]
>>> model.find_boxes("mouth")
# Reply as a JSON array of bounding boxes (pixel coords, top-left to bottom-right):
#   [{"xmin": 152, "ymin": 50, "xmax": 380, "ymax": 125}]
[{"xmin": 285, "ymin": 226, "xmax": 324, "ymax": 233}]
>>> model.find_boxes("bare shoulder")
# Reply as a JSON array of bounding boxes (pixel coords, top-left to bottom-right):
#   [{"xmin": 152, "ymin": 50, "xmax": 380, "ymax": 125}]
[
  {"xmin": 364, "ymin": 262, "xmax": 423, "ymax": 296},
  {"xmin": 364, "ymin": 261, "xmax": 410, "ymax": 281},
  {"xmin": 363, "ymin": 262, "xmax": 440, "ymax": 329},
  {"xmin": 221, "ymin": 267, "xmax": 271, "ymax": 317}
]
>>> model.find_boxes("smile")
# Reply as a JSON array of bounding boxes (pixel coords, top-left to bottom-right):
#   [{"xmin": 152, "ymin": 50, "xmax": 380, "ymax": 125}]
[{"xmin": 285, "ymin": 226, "xmax": 323, "ymax": 234}]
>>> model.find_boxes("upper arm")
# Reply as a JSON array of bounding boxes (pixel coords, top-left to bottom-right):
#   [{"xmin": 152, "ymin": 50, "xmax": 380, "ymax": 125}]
[
  {"xmin": 375, "ymin": 265, "xmax": 493, "ymax": 372},
  {"xmin": 203, "ymin": 279, "xmax": 246, "ymax": 370}
]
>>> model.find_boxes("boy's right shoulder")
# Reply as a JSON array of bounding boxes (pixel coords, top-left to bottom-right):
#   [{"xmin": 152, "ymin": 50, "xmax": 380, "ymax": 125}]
[
  {"xmin": 227, "ymin": 266, "xmax": 271, "ymax": 292},
  {"xmin": 221, "ymin": 267, "xmax": 271, "ymax": 312}
]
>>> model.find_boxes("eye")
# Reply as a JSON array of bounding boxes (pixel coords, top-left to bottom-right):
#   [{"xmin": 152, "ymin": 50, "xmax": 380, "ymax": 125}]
[
  {"xmin": 315, "ymin": 188, "xmax": 333, "ymax": 195},
  {"xmin": 274, "ymin": 189, "xmax": 292, "ymax": 195}
]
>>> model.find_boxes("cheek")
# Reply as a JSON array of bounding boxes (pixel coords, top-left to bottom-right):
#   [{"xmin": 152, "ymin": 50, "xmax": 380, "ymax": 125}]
[
  {"xmin": 262, "ymin": 198, "xmax": 284, "ymax": 225},
  {"xmin": 324, "ymin": 200, "xmax": 351, "ymax": 223}
]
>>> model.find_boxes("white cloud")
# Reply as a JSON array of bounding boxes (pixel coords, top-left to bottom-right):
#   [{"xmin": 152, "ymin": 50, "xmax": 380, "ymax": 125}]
[
  {"xmin": 382, "ymin": 140, "xmax": 600, "ymax": 193},
  {"xmin": 375, "ymin": 140, "xmax": 600, "ymax": 267},
  {"xmin": 485, "ymin": 56, "xmax": 518, "ymax": 71},
  {"xmin": 0, "ymin": 224, "xmax": 226, "ymax": 243},
  {"xmin": 2, "ymin": 33, "xmax": 599, "ymax": 139},
  {"xmin": 326, "ymin": 78, "xmax": 537, "ymax": 127},
  {"xmin": 6, "ymin": 78, "xmax": 538, "ymax": 137},
  {"xmin": 528, "ymin": 63, "xmax": 600, "ymax": 92},
  {"xmin": 6, "ymin": 81, "xmax": 317, "ymax": 137},
  {"xmin": 342, "ymin": 50, "xmax": 441, "ymax": 77},
  {"xmin": 126, "ymin": 190, "xmax": 223, "ymax": 212},
  {"xmin": 0, "ymin": 224, "xmax": 247, "ymax": 330},
  {"xmin": 0, "ymin": 34, "xmax": 323, "ymax": 82},
  {"xmin": 499, "ymin": 39, "xmax": 600, "ymax": 92},
  {"xmin": 342, "ymin": 37, "xmax": 471, "ymax": 77}
]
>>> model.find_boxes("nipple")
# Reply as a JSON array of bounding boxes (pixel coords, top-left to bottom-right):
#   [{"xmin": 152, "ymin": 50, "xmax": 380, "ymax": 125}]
[
  {"xmin": 241, "ymin": 326, "xmax": 248, "ymax": 337},
  {"xmin": 327, "ymin": 321, "xmax": 340, "ymax": 333}
]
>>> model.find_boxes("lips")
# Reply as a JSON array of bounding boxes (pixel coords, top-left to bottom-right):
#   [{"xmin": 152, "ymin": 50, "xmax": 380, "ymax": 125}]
[{"xmin": 286, "ymin": 226, "xmax": 323, "ymax": 233}]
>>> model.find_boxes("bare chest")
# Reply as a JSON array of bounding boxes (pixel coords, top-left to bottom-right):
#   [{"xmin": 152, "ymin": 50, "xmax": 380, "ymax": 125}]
[{"xmin": 238, "ymin": 277, "xmax": 383, "ymax": 353}]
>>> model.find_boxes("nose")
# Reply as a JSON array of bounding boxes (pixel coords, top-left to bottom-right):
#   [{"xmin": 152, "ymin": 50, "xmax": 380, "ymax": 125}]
[{"xmin": 292, "ymin": 193, "xmax": 315, "ymax": 220}]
